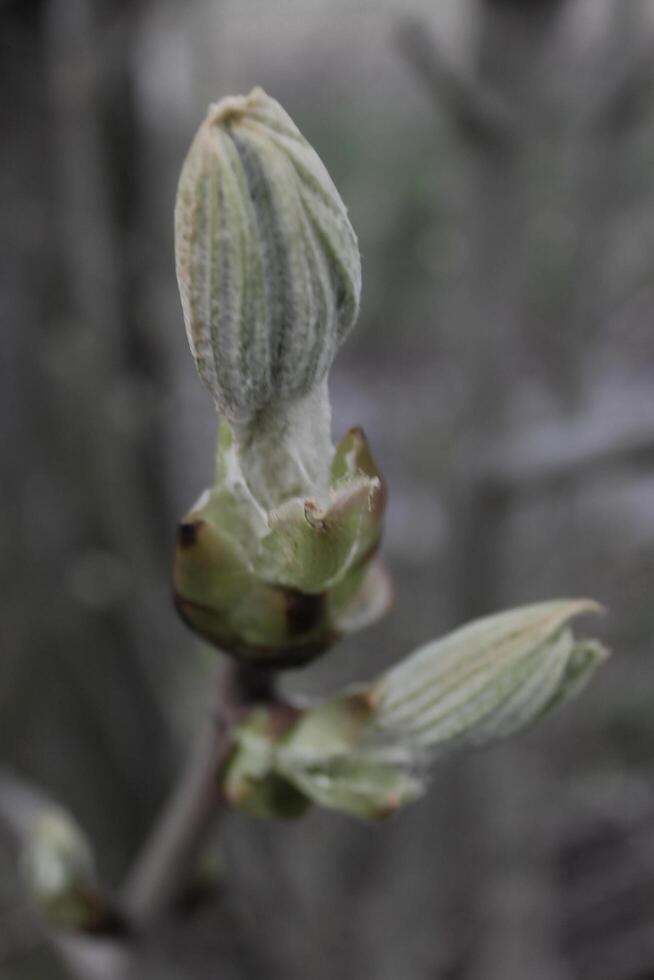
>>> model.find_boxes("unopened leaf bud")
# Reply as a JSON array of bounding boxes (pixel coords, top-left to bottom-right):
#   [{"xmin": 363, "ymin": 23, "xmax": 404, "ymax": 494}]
[
  {"xmin": 370, "ymin": 599, "xmax": 608, "ymax": 758},
  {"xmin": 175, "ymin": 86, "xmax": 361, "ymax": 425},
  {"xmin": 22, "ymin": 808, "xmax": 104, "ymax": 930}
]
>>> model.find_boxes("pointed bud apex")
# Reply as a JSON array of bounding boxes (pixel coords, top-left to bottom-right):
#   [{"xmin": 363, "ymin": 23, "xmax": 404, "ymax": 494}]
[
  {"xmin": 372, "ymin": 599, "xmax": 608, "ymax": 757},
  {"xmin": 175, "ymin": 87, "xmax": 361, "ymax": 424}
]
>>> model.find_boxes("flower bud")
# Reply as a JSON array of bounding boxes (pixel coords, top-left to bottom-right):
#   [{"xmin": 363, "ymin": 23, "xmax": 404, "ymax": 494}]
[{"xmin": 175, "ymin": 87, "xmax": 361, "ymax": 424}]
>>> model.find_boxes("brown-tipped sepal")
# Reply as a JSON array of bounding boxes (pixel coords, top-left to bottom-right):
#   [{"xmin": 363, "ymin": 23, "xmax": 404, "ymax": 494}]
[
  {"xmin": 221, "ymin": 696, "xmax": 419, "ymax": 822},
  {"xmin": 174, "ymin": 511, "xmax": 338, "ymax": 666},
  {"xmin": 173, "ymin": 425, "xmax": 390, "ymax": 667}
]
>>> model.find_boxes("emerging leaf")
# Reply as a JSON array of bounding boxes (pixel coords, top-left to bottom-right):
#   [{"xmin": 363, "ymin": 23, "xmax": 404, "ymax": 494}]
[
  {"xmin": 368, "ymin": 600, "xmax": 608, "ymax": 757},
  {"xmin": 220, "ymin": 600, "xmax": 608, "ymax": 819}
]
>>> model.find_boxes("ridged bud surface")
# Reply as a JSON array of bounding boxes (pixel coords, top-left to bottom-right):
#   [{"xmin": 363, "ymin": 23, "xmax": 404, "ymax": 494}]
[
  {"xmin": 220, "ymin": 601, "xmax": 608, "ymax": 819},
  {"xmin": 175, "ymin": 87, "xmax": 361, "ymax": 423}
]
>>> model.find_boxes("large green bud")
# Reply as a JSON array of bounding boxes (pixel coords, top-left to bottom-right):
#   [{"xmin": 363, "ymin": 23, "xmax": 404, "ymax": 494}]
[
  {"xmin": 175, "ymin": 86, "xmax": 361, "ymax": 428},
  {"xmin": 173, "ymin": 90, "xmax": 388, "ymax": 666}
]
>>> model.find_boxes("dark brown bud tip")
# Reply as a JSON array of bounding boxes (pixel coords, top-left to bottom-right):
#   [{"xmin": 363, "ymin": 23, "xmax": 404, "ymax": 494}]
[{"xmin": 177, "ymin": 520, "xmax": 204, "ymax": 550}]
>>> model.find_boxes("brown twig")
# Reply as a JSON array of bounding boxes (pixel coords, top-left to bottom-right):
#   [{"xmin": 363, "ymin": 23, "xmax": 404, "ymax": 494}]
[
  {"xmin": 1, "ymin": 658, "xmax": 278, "ymax": 962},
  {"xmin": 120, "ymin": 661, "xmax": 276, "ymax": 932}
]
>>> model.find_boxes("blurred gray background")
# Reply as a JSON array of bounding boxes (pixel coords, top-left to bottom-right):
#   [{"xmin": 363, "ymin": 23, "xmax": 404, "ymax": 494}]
[{"xmin": 2, "ymin": 0, "xmax": 654, "ymax": 977}]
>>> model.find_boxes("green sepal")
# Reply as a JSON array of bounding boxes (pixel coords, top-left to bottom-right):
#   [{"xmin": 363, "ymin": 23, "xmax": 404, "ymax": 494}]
[
  {"xmin": 329, "ymin": 557, "xmax": 393, "ymax": 634},
  {"xmin": 258, "ymin": 478, "xmax": 383, "ymax": 593},
  {"xmin": 258, "ymin": 427, "xmax": 385, "ymax": 594},
  {"xmin": 221, "ymin": 708, "xmax": 312, "ymax": 820},
  {"xmin": 279, "ymin": 755, "xmax": 420, "ymax": 820},
  {"xmin": 220, "ymin": 696, "xmax": 419, "ymax": 822},
  {"xmin": 331, "ymin": 426, "xmax": 383, "ymax": 484},
  {"xmin": 276, "ymin": 692, "xmax": 420, "ymax": 819}
]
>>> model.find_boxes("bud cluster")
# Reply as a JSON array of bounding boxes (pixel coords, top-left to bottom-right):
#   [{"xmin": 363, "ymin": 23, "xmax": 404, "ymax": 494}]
[{"xmin": 172, "ymin": 90, "xmax": 608, "ymax": 816}]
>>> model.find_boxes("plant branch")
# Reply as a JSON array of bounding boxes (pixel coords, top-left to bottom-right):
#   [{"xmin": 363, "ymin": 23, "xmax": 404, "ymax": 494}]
[
  {"xmin": 120, "ymin": 661, "xmax": 276, "ymax": 932},
  {"xmin": 0, "ymin": 770, "xmax": 130, "ymax": 979},
  {"xmin": 0, "ymin": 659, "xmax": 280, "ymax": 974}
]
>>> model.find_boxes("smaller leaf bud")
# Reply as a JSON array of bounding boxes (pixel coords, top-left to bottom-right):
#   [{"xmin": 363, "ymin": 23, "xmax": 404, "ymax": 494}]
[
  {"xmin": 173, "ymin": 422, "xmax": 390, "ymax": 667},
  {"xmin": 175, "ymin": 87, "xmax": 361, "ymax": 426},
  {"xmin": 220, "ymin": 600, "xmax": 609, "ymax": 820},
  {"xmin": 370, "ymin": 599, "xmax": 608, "ymax": 759},
  {"xmin": 21, "ymin": 808, "xmax": 106, "ymax": 931}
]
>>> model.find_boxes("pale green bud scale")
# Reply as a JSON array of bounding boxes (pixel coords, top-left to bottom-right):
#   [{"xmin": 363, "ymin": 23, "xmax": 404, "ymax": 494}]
[{"xmin": 174, "ymin": 421, "xmax": 389, "ymax": 666}]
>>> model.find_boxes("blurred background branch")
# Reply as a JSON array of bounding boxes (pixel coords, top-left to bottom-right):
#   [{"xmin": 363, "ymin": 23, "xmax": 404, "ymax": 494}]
[{"xmin": 395, "ymin": 15, "xmax": 513, "ymax": 147}]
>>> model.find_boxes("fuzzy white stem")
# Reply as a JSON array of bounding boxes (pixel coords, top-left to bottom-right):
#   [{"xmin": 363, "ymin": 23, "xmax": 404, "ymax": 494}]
[{"xmin": 232, "ymin": 379, "xmax": 333, "ymax": 510}]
